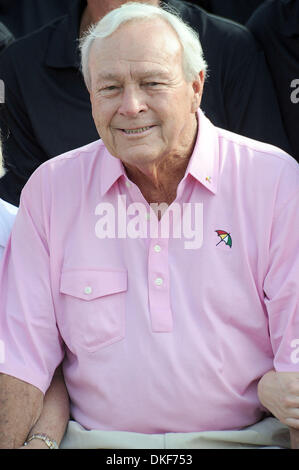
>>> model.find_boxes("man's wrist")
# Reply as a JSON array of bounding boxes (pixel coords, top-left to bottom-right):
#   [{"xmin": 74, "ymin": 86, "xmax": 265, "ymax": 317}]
[
  {"xmin": 257, "ymin": 370, "xmax": 276, "ymax": 408},
  {"xmin": 23, "ymin": 433, "xmax": 59, "ymax": 449},
  {"xmin": 20, "ymin": 439, "xmax": 49, "ymax": 449}
]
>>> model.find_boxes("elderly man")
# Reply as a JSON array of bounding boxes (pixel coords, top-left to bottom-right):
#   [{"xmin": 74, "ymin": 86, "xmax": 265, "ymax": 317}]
[
  {"xmin": 0, "ymin": 3, "xmax": 298, "ymax": 449},
  {"xmin": 0, "ymin": 0, "xmax": 291, "ymax": 207}
]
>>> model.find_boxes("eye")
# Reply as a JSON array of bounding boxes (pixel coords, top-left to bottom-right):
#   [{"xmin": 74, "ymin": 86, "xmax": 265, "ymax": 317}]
[
  {"xmin": 98, "ymin": 85, "xmax": 120, "ymax": 96},
  {"xmin": 144, "ymin": 82, "xmax": 159, "ymax": 87},
  {"xmin": 100, "ymin": 86, "xmax": 119, "ymax": 93}
]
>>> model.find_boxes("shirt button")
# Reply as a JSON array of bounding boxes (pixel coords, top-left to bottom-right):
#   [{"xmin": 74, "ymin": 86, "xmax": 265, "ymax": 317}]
[
  {"xmin": 125, "ymin": 181, "xmax": 131, "ymax": 188},
  {"xmin": 155, "ymin": 277, "xmax": 163, "ymax": 286},
  {"xmin": 84, "ymin": 286, "xmax": 92, "ymax": 295},
  {"xmin": 154, "ymin": 244, "xmax": 161, "ymax": 253}
]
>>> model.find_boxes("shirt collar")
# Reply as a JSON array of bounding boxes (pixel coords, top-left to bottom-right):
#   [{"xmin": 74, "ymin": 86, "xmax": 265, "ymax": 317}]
[
  {"xmin": 44, "ymin": 0, "xmax": 86, "ymax": 69},
  {"xmin": 184, "ymin": 109, "xmax": 219, "ymax": 194},
  {"xmin": 100, "ymin": 145, "xmax": 126, "ymax": 197},
  {"xmin": 99, "ymin": 109, "xmax": 219, "ymax": 197}
]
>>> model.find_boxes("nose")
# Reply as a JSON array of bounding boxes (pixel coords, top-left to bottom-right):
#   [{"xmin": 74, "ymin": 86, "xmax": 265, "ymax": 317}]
[{"xmin": 118, "ymin": 86, "xmax": 147, "ymax": 117}]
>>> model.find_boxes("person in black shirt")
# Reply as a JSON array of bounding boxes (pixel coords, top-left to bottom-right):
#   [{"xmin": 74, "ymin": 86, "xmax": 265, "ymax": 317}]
[
  {"xmin": 247, "ymin": 0, "xmax": 299, "ymax": 163},
  {"xmin": 0, "ymin": 0, "xmax": 72, "ymax": 38},
  {"xmin": 0, "ymin": 0, "xmax": 291, "ymax": 206},
  {"xmin": 190, "ymin": 0, "xmax": 266, "ymax": 25}
]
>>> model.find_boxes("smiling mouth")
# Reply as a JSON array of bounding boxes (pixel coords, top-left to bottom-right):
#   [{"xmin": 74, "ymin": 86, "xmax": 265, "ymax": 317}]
[{"xmin": 120, "ymin": 125, "xmax": 154, "ymax": 135}]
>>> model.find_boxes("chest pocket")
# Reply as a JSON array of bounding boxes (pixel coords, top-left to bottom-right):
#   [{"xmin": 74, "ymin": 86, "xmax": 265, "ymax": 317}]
[{"xmin": 60, "ymin": 269, "xmax": 127, "ymax": 352}]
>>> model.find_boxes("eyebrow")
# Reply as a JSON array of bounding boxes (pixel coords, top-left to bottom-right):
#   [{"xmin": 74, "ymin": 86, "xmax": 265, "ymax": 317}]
[
  {"xmin": 96, "ymin": 70, "xmax": 170, "ymax": 82},
  {"xmin": 96, "ymin": 73, "xmax": 120, "ymax": 82}
]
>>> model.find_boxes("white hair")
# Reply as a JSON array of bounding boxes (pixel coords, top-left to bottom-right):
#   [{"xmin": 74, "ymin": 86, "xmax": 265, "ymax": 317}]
[{"xmin": 80, "ymin": 1, "xmax": 208, "ymax": 90}]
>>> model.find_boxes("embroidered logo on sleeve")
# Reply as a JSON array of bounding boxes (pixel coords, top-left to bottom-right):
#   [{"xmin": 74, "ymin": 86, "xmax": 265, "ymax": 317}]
[{"xmin": 215, "ymin": 230, "xmax": 232, "ymax": 248}]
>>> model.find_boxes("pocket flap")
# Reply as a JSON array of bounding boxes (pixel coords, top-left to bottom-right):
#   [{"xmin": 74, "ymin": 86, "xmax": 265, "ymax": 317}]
[{"xmin": 60, "ymin": 269, "xmax": 127, "ymax": 301}]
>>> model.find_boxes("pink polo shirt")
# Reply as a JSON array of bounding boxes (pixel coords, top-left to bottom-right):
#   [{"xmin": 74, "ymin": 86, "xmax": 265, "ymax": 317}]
[{"xmin": 0, "ymin": 110, "xmax": 298, "ymax": 433}]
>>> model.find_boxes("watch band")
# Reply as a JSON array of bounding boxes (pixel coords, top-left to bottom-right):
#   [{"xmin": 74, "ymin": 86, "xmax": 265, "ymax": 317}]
[{"xmin": 23, "ymin": 433, "xmax": 59, "ymax": 449}]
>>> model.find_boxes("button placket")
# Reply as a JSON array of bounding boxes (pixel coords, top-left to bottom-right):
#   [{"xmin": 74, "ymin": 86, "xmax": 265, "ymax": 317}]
[{"xmin": 148, "ymin": 239, "xmax": 173, "ymax": 332}]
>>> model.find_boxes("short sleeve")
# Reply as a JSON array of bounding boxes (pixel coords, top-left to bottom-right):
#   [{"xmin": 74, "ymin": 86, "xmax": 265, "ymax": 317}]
[
  {"xmin": 0, "ymin": 170, "xmax": 64, "ymax": 393},
  {"xmin": 263, "ymin": 159, "xmax": 299, "ymax": 371}
]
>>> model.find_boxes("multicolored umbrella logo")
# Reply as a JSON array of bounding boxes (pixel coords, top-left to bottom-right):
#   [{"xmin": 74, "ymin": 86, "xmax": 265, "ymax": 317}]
[{"xmin": 215, "ymin": 230, "xmax": 232, "ymax": 248}]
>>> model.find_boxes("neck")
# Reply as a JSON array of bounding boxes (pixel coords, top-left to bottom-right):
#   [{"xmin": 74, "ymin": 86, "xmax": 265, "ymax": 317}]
[
  {"xmin": 125, "ymin": 115, "xmax": 198, "ymax": 206},
  {"xmin": 126, "ymin": 157, "xmax": 189, "ymax": 204}
]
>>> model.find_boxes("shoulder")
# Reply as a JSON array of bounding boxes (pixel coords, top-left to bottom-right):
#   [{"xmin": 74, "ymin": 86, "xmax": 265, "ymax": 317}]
[
  {"xmin": 24, "ymin": 140, "xmax": 105, "ymax": 190},
  {"xmin": 0, "ymin": 15, "xmax": 65, "ymax": 65},
  {"xmin": 247, "ymin": 0, "xmax": 299, "ymax": 39},
  {"xmin": 32, "ymin": 138, "xmax": 105, "ymax": 174},
  {"xmin": 218, "ymin": 125, "xmax": 297, "ymax": 163},
  {"xmin": 167, "ymin": 0, "xmax": 259, "ymax": 50},
  {"xmin": 217, "ymin": 126, "xmax": 299, "ymax": 191},
  {"xmin": 247, "ymin": 0, "xmax": 278, "ymax": 32},
  {"xmin": 19, "ymin": 139, "xmax": 107, "ymax": 221}
]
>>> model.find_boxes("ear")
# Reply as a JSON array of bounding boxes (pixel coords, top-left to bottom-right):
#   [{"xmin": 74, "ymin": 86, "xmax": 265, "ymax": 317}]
[{"xmin": 191, "ymin": 70, "xmax": 204, "ymax": 113}]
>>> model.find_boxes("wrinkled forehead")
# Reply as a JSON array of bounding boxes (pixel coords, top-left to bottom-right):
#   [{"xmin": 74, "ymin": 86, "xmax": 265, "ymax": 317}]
[{"xmin": 89, "ymin": 18, "xmax": 183, "ymax": 70}]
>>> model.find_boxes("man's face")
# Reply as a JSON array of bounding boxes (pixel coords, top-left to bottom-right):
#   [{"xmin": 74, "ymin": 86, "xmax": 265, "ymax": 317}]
[{"xmin": 89, "ymin": 19, "xmax": 203, "ymax": 171}]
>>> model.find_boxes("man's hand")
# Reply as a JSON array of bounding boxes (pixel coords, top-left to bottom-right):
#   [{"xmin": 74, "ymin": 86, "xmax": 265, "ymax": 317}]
[
  {"xmin": 258, "ymin": 370, "xmax": 299, "ymax": 427},
  {"xmin": 0, "ymin": 373, "xmax": 43, "ymax": 448},
  {"xmin": 19, "ymin": 440, "xmax": 49, "ymax": 449},
  {"xmin": 258, "ymin": 370, "xmax": 299, "ymax": 448}
]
